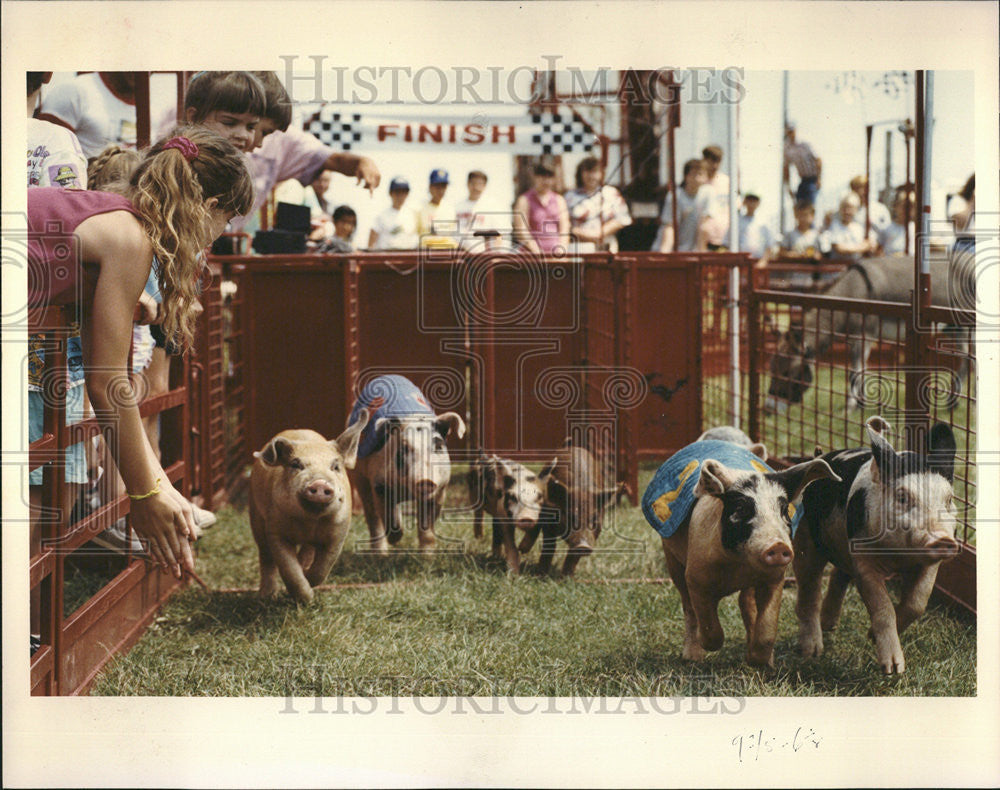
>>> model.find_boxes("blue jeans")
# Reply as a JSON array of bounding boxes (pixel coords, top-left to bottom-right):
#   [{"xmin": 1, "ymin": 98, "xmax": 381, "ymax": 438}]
[{"xmin": 796, "ymin": 176, "xmax": 819, "ymax": 206}]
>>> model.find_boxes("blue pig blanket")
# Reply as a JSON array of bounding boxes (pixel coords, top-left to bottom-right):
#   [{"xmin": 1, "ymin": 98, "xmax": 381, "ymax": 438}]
[
  {"xmin": 642, "ymin": 440, "xmax": 803, "ymax": 538},
  {"xmin": 349, "ymin": 375, "xmax": 435, "ymax": 459}
]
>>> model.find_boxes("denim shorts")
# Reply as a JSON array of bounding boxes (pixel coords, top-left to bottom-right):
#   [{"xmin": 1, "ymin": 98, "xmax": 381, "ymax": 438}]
[{"xmin": 28, "ymin": 384, "xmax": 88, "ymax": 485}]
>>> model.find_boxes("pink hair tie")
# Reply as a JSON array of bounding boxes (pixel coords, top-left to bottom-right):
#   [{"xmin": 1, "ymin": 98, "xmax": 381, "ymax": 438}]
[{"xmin": 163, "ymin": 136, "xmax": 199, "ymax": 162}]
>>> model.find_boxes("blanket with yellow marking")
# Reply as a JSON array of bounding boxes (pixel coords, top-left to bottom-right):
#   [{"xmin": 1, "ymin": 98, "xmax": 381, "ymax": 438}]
[{"xmin": 642, "ymin": 440, "xmax": 803, "ymax": 538}]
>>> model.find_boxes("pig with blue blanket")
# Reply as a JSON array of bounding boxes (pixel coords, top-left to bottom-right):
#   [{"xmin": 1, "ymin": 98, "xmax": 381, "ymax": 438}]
[{"xmin": 643, "ymin": 437, "xmax": 838, "ymax": 667}]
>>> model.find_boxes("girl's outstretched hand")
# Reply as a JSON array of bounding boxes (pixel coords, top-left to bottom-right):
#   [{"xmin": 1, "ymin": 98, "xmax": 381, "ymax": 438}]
[{"xmin": 130, "ymin": 492, "xmax": 195, "ymax": 579}]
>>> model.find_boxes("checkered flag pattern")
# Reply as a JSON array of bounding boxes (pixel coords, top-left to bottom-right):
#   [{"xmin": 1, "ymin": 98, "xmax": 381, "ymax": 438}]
[
  {"xmin": 530, "ymin": 112, "xmax": 594, "ymax": 154},
  {"xmin": 304, "ymin": 108, "xmax": 362, "ymax": 151}
]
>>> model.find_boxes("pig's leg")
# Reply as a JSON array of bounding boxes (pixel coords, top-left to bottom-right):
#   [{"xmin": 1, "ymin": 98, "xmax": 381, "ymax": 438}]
[
  {"xmin": 793, "ymin": 529, "xmax": 827, "ymax": 657},
  {"xmin": 491, "ymin": 520, "xmax": 504, "ymax": 559},
  {"xmin": 855, "ymin": 562, "xmax": 905, "ymax": 674},
  {"xmin": 892, "ymin": 564, "xmax": 940, "ymax": 635},
  {"xmin": 269, "ymin": 536, "xmax": 314, "ymax": 604},
  {"xmin": 662, "ymin": 541, "xmax": 704, "ymax": 661},
  {"xmin": 518, "ymin": 524, "xmax": 542, "ymax": 555},
  {"xmin": 537, "ymin": 524, "xmax": 557, "ymax": 575},
  {"xmin": 298, "ymin": 544, "xmax": 316, "ymax": 572},
  {"xmin": 305, "ymin": 542, "xmax": 341, "ymax": 589},
  {"xmin": 688, "ymin": 583, "xmax": 725, "ymax": 652},
  {"xmin": 819, "ymin": 569, "xmax": 852, "ymax": 632},
  {"xmin": 415, "ymin": 498, "xmax": 439, "ymax": 552},
  {"xmin": 356, "ymin": 478, "xmax": 389, "ymax": 554},
  {"xmin": 385, "ymin": 493, "xmax": 404, "ymax": 546},
  {"xmin": 473, "ymin": 507, "xmax": 484, "ymax": 540},
  {"xmin": 561, "ymin": 547, "xmax": 587, "ymax": 577},
  {"xmin": 500, "ymin": 520, "xmax": 520, "ymax": 575},
  {"xmin": 738, "ymin": 587, "xmax": 757, "ymax": 650},
  {"xmin": 747, "ymin": 582, "xmax": 783, "ymax": 668},
  {"xmin": 250, "ymin": 507, "xmax": 280, "ymax": 598}
]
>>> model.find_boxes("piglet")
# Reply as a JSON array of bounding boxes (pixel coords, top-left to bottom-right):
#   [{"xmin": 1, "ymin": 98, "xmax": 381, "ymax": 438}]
[
  {"xmin": 518, "ymin": 444, "xmax": 627, "ymax": 576},
  {"xmin": 794, "ymin": 417, "xmax": 960, "ymax": 674},
  {"xmin": 249, "ymin": 411, "xmax": 368, "ymax": 604},
  {"xmin": 643, "ymin": 439, "xmax": 838, "ymax": 667},
  {"xmin": 468, "ymin": 450, "xmax": 552, "ymax": 574}
]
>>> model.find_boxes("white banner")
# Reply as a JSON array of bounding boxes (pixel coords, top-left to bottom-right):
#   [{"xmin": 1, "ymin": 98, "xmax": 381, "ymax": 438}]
[{"xmin": 301, "ymin": 105, "xmax": 598, "ymax": 155}]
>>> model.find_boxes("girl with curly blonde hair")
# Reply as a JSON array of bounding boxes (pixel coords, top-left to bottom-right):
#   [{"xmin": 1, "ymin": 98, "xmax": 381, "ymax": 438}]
[{"xmin": 28, "ymin": 126, "xmax": 253, "ymax": 575}]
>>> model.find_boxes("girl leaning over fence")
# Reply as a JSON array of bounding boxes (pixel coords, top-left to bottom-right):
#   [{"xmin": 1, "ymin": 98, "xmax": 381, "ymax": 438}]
[{"xmin": 28, "ymin": 126, "xmax": 254, "ymax": 577}]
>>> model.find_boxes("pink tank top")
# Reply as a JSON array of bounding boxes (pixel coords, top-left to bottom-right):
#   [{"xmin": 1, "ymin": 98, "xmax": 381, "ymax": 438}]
[
  {"xmin": 525, "ymin": 188, "xmax": 563, "ymax": 254},
  {"xmin": 28, "ymin": 187, "xmax": 141, "ymax": 310}
]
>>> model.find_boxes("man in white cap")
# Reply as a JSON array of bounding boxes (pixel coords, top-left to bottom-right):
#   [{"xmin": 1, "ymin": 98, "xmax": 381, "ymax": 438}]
[{"xmin": 783, "ymin": 122, "xmax": 822, "ymax": 207}]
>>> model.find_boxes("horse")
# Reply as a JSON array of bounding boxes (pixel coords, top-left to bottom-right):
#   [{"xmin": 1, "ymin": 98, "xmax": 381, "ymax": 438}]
[{"xmin": 765, "ymin": 253, "xmax": 974, "ymax": 412}]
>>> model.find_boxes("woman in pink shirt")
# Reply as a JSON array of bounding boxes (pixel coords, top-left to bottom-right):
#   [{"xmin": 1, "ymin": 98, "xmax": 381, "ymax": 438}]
[{"xmin": 513, "ymin": 164, "xmax": 570, "ymax": 256}]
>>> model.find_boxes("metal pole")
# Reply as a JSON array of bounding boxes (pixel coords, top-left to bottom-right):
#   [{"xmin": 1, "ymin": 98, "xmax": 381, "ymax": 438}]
[
  {"xmin": 864, "ymin": 125, "xmax": 873, "ymax": 240},
  {"xmin": 885, "ymin": 130, "xmax": 893, "ymax": 201},
  {"xmin": 779, "ymin": 71, "xmax": 789, "ymax": 236},
  {"xmin": 919, "ymin": 72, "xmax": 934, "ymax": 278},
  {"xmin": 728, "ymin": 76, "xmax": 741, "ymax": 426}
]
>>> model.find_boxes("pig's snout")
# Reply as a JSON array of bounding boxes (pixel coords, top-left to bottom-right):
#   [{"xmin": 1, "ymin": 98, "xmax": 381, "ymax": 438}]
[
  {"xmin": 301, "ymin": 479, "xmax": 338, "ymax": 506},
  {"xmin": 414, "ymin": 479, "xmax": 437, "ymax": 499},
  {"xmin": 926, "ymin": 535, "xmax": 960, "ymax": 557},
  {"xmin": 515, "ymin": 516, "xmax": 538, "ymax": 532},
  {"xmin": 761, "ymin": 541, "xmax": 793, "ymax": 567}
]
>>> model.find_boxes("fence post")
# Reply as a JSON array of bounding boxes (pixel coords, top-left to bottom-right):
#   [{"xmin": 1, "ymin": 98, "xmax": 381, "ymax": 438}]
[{"xmin": 747, "ymin": 267, "xmax": 762, "ymax": 443}]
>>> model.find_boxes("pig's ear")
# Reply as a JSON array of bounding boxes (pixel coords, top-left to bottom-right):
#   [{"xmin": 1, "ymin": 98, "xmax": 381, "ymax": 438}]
[
  {"xmin": 334, "ymin": 408, "xmax": 369, "ymax": 469},
  {"xmin": 434, "ymin": 412, "xmax": 466, "ymax": 440},
  {"xmin": 538, "ymin": 456, "xmax": 559, "ymax": 481},
  {"xmin": 694, "ymin": 459, "xmax": 729, "ymax": 497},
  {"xmin": 749, "ymin": 442, "xmax": 769, "ymax": 461},
  {"xmin": 546, "ymin": 476, "xmax": 568, "ymax": 507},
  {"xmin": 259, "ymin": 436, "xmax": 295, "ymax": 467},
  {"xmin": 498, "ymin": 459, "xmax": 517, "ymax": 488},
  {"xmin": 771, "ymin": 458, "xmax": 841, "ymax": 501},
  {"xmin": 867, "ymin": 420, "xmax": 898, "ymax": 483},
  {"xmin": 594, "ymin": 481, "xmax": 628, "ymax": 510},
  {"xmin": 926, "ymin": 422, "xmax": 956, "ymax": 483}
]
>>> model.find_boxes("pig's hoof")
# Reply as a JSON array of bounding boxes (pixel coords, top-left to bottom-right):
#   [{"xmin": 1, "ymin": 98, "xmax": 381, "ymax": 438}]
[
  {"xmin": 259, "ymin": 584, "xmax": 280, "ymax": 599},
  {"xmin": 682, "ymin": 643, "xmax": 707, "ymax": 661},
  {"xmin": 386, "ymin": 528, "xmax": 404, "ymax": 546},
  {"xmin": 820, "ymin": 616, "xmax": 841, "ymax": 632},
  {"xmin": 747, "ymin": 653, "xmax": 776, "ymax": 670},
  {"xmin": 798, "ymin": 628, "xmax": 824, "ymax": 658}
]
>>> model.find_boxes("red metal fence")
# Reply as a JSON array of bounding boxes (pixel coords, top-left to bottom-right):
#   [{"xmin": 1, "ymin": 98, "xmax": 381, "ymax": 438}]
[
  {"xmin": 700, "ymin": 257, "xmax": 977, "ymax": 612},
  {"xmin": 27, "ymin": 306, "xmax": 193, "ymax": 695},
  {"xmin": 214, "ymin": 251, "xmax": 714, "ymax": 500}
]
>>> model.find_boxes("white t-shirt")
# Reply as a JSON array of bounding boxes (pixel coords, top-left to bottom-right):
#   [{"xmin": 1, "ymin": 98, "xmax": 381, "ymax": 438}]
[
  {"xmin": 370, "ymin": 204, "xmax": 419, "ymax": 250},
  {"xmin": 655, "ymin": 187, "xmax": 709, "ymax": 251},
  {"xmin": 859, "ymin": 200, "xmax": 892, "ymax": 234},
  {"xmin": 27, "ymin": 118, "xmax": 88, "ymax": 189},
  {"xmin": 39, "ymin": 73, "xmax": 137, "ymax": 158},
  {"xmin": 738, "ymin": 213, "xmax": 775, "ymax": 258},
  {"xmin": 824, "ymin": 217, "xmax": 872, "ymax": 258},
  {"xmin": 877, "ymin": 222, "xmax": 913, "ymax": 255},
  {"xmin": 781, "ymin": 227, "xmax": 827, "ymax": 256},
  {"xmin": 565, "ymin": 185, "xmax": 632, "ymax": 253}
]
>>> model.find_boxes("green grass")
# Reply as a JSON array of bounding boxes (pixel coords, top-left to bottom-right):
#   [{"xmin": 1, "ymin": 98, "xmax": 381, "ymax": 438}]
[{"xmin": 90, "ymin": 465, "xmax": 975, "ymax": 697}]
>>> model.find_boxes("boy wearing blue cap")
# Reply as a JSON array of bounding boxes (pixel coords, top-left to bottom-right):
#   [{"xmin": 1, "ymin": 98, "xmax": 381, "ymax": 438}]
[
  {"xmin": 416, "ymin": 167, "xmax": 457, "ymax": 241},
  {"xmin": 368, "ymin": 176, "xmax": 418, "ymax": 249}
]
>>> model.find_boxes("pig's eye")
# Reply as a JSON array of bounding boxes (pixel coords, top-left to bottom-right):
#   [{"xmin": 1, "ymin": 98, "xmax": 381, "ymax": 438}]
[
  {"xmin": 895, "ymin": 489, "xmax": 912, "ymax": 508},
  {"xmin": 289, "ymin": 458, "xmax": 304, "ymax": 470},
  {"xmin": 433, "ymin": 436, "xmax": 445, "ymax": 451},
  {"xmin": 330, "ymin": 460, "xmax": 341, "ymax": 472}
]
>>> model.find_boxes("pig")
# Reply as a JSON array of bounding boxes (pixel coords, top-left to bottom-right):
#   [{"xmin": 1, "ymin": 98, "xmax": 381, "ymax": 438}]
[
  {"xmin": 348, "ymin": 375, "xmax": 466, "ymax": 553},
  {"xmin": 697, "ymin": 425, "xmax": 768, "ymax": 461},
  {"xmin": 249, "ymin": 410, "xmax": 369, "ymax": 604},
  {"xmin": 794, "ymin": 416, "xmax": 960, "ymax": 674},
  {"xmin": 518, "ymin": 443, "xmax": 628, "ymax": 576},
  {"xmin": 643, "ymin": 439, "xmax": 839, "ymax": 667},
  {"xmin": 467, "ymin": 450, "xmax": 552, "ymax": 574}
]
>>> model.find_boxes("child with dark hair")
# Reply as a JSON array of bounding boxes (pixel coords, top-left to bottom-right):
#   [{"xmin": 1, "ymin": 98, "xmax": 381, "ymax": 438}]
[
  {"xmin": 565, "ymin": 156, "xmax": 631, "ymax": 253},
  {"xmin": 318, "ymin": 205, "xmax": 358, "ymax": 253}
]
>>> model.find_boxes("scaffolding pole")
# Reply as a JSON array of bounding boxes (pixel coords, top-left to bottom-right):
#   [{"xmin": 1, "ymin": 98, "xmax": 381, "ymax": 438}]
[{"xmin": 728, "ymin": 77, "xmax": 741, "ymax": 427}]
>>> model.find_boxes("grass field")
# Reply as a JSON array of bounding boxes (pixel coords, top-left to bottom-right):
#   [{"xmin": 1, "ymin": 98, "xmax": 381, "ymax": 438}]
[{"xmin": 91, "ymin": 464, "xmax": 976, "ymax": 697}]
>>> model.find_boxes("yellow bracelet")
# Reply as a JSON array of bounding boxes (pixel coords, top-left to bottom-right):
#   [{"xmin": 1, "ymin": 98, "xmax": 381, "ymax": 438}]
[{"xmin": 128, "ymin": 477, "xmax": 162, "ymax": 501}]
